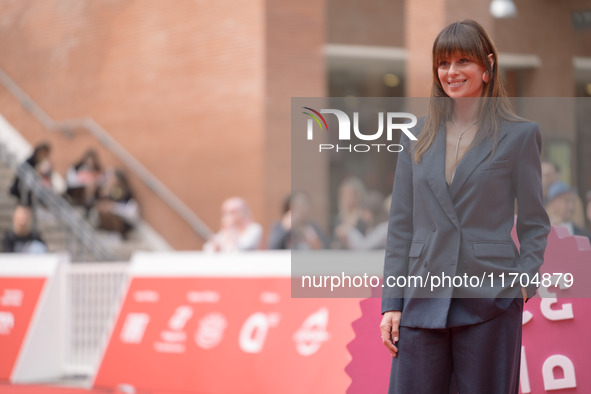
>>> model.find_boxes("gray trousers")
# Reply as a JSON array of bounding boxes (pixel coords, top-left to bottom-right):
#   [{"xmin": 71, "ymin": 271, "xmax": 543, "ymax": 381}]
[{"xmin": 388, "ymin": 297, "xmax": 523, "ymax": 394}]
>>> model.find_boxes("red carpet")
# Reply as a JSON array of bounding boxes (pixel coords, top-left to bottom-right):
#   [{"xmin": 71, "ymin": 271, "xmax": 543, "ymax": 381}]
[
  {"xmin": 0, "ymin": 384, "xmax": 211, "ymax": 394},
  {"xmin": 0, "ymin": 383, "xmax": 109, "ymax": 394}
]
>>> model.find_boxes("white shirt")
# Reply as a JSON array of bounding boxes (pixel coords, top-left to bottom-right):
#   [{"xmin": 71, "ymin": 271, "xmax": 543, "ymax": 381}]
[{"xmin": 204, "ymin": 222, "xmax": 263, "ymax": 252}]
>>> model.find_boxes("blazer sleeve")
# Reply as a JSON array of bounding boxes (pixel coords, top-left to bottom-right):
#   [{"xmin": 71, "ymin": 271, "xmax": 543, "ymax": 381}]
[
  {"xmin": 382, "ymin": 133, "xmax": 414, "ymax": 313},
  {"xmin": 512, "ymin": 124, "xmax": 551, "ymax": 300}
]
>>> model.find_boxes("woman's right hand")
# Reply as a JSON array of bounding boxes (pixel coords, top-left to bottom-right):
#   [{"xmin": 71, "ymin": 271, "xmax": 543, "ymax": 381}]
[{"xmin": 380, "ymin": 311, "xmax": 401, "ymax": 357}]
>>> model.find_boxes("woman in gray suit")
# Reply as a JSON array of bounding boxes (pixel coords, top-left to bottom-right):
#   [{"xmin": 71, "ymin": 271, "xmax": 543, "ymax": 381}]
[{"xmin": 379, "ymin": 20, "xmax": 550, "ymax": 393}]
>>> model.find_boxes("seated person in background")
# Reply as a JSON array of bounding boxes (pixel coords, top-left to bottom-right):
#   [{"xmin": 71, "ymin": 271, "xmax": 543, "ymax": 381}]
[
  {"xmin": 335, "ymin": 191, "xmax": 389, "ymax": 250},
  {"xmin": 65, "ymin": 149, "xmax": 104, "ymax": 207},
  {"xmin": 2, "ymin": 205, "xmax": 47, "ymax": 253},
  {"xmin": 90, "ymin": 169, "xmax": 139, "ymax": 239},
  {"xmin": 9, "ymin": 142, "xmax": 51, "ymax": 205},
  {"xmin": 203, "ymin": 197, "xmax": 262, "ymax": 252},
  {"xmin": 545, "ymin": 181, "xmax": 591, "ymax": 240},
  {"xmin": 268, "ymin": 191, "xmax": 327, "ymax": 250}
]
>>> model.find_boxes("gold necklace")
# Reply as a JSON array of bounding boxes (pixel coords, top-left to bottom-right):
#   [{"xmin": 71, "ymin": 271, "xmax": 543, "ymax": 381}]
[{"xmin": 449, "ymin": 116, "xmax": 478, "ymax": 183}]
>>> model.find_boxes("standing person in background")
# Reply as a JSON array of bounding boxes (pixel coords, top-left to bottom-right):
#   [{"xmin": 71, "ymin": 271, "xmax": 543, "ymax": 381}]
[
  {"xmin": 35, "ymin": 154, "xmax": 64, "ymax": 198},
  {"xmin": 2, "ymin": 205, "xmax": 47, "ymax": 253},
  {"xmin": 204, "ymin": 197, "xmax": 262, "ymax": 252},
  {"xmin": 268, "ymin": 191, "xmax": 327, "ymax": 250},
  {"xmin": 380, "ymin": 20, "xmax": 550, "ymax": 393},
  {"xmin": 9, "ymin": 142, "xmax": 51, "ymax": 205}
]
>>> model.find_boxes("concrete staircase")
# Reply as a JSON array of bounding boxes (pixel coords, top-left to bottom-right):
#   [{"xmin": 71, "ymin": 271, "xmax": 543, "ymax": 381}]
[{"xmin": 0, "ymin": 159, "xmax": 158, "ymax": 261}]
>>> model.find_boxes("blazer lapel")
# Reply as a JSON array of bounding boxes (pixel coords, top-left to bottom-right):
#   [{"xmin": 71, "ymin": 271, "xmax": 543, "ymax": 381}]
[
  {"xmin": 423, "ymin": 123, "xmax": 460, "ymax": 229},
  {"xmin": 448, "ymin": 128, "xmax": 506, "ymax": 200}
]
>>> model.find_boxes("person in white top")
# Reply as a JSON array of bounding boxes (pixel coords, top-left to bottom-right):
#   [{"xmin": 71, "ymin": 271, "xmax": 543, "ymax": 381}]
[{"xmin": 203, "ymin": 197, "xmax": 262, "ymax": 252}]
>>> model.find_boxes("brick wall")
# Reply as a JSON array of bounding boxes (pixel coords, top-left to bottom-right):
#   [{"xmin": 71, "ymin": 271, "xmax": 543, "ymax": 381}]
[
  {"xmin": 265, "ymin": 0, "xmax": 327, "ymax": 236},
  {"xmin": 327, "ymin": 0, "xmax": 404, "ymax": 47},
  {"xmin": 0, "ymin": 0, "xmax": 269, "ymax": 249},
  {"xmin": 1, "ymin": 0, "xmax": 589, "ymax": 249}
]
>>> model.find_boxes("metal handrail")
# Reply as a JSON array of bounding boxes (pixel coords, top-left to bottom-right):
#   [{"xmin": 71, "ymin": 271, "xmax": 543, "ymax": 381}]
[
  {"xmin": 0, "ymin": 66, "xmax": 213, "ymax": 240},
  {"xmin": 0, "ymin": 143, "xmax": 116, "ymax": 261}
]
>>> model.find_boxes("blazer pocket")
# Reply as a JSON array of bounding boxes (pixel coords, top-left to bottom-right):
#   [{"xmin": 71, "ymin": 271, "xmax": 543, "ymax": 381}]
[
  {"xmin": 473, "ymin": 242, "xmax": 516, "ymax": 258},
  {"xmin": 481, "ymin": 159, "xmax": 511, "ymax": 171},
  {"xmin": 408, "ymin": 241, "xmax": 425, "ymax": 258}
]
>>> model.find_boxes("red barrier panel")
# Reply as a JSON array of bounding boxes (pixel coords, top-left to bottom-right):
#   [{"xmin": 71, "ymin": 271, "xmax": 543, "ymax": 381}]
[
  {"xmin": 0, "ymin": 277, "xmax": 45, "ymax": 381},
  {"xmin": 94, "ymin": 252, "xmax": 360, "ymax": 394},
  {"xmin": 0, "ymin": 254, "xmax": 63, "ymax": 383}
]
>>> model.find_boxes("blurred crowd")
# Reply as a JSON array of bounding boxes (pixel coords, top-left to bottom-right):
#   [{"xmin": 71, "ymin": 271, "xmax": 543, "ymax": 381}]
[
  {"xmin": 204, "ymin": 162, "xmax": 591, "ymax": 252},
  {"xmin": 204, "ymin": 176, "xmax": 393, "ymax": 252},
  {"xmin": 3, "ymin": 142, "xmax": 591, "ymax": 255},
  {"xmin": 2, "ymin": 142, "xmax": 140, "ymax": 253}
]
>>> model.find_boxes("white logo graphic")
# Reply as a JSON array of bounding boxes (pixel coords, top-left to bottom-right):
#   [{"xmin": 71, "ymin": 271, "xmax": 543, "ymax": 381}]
[
  {"xmin": 304, "ymin": 107, "xmax": 417, "ymax": 153},
  {"xmin": 1, "ymin": 289, "xmax": 23, "ymax": 307},
  {"xmin": 167, "ymin": 306, "xmax": 193, "ymax": 330},
  {"xmin": 239, "ymin": 312, "xmax": 280, "ymax": 354},
  {"xmin": 0, "ymin": 312, "xmax": 14, "ymax": 335},
  {"xmin": 259, "ymin": 291, "xmax": 280, "ymax": 304},
  {"xmin": 133, "ymin": 290, "xmax": 159, "ymax": 303},
  {"xmin": 194, "ymin": 312, "xmax": 228, "ymax": 349},
  {"xmin": 306, "ymin": 109, "xmax": 417, "ymax": 141},
  {"xmin": 293, "ymin": 308, "xmax": 331, "ymax": 356},
  {"xmin": 186, "ymin": 291, "xmax": 220, "ymax": 303},
  {"xmin": 154, "ymin": 306, "xmax": 193, "ymax": 354},
  {"xmin": 120, "ymin": 313, "xmax": 150, "ymax": 344}
]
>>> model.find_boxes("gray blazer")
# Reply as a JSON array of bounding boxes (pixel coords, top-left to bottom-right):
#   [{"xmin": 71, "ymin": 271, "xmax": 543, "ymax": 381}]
[{"xmin": 382, "ymin": 117, "xmax": 551, "ymax": 328}]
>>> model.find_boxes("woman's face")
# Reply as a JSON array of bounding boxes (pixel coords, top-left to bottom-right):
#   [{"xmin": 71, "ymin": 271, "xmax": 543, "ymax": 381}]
[{"xmin": 437, "ymin": 52, "xmax": 487, "ymax": 98}]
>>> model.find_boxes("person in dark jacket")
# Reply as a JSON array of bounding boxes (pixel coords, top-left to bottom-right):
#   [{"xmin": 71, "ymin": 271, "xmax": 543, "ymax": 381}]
[
  {"xmin": 268, "ymin": 191, "xmax": 327, "ymax": 250},
  {"xmin": 2, "ymin": 205, "xmax": 47, "ymax": 253},
  {"xmin": 380, "ymin": 20, "xmax": 550, "ymax": 394},
  {"xmin": 9, "ymin": 142, "xmax": 51, "ymax": 206}
]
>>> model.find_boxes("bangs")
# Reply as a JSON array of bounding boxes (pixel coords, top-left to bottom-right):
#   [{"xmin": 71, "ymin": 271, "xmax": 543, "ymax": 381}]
[{"xmin": 433, "ymin": 23, "xmax": 488, "ymax": 67}]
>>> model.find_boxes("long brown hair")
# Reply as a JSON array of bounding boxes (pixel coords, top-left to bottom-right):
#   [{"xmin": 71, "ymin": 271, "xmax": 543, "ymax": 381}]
[{"xmin": 414, "ymin": 19, "xmax": 520, "ymax": 163}]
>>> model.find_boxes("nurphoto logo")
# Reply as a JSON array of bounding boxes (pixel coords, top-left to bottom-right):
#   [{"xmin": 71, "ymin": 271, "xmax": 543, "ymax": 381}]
[{"xmin": 302, "ymin": 107, "xmax": 417, "ymax": 153}]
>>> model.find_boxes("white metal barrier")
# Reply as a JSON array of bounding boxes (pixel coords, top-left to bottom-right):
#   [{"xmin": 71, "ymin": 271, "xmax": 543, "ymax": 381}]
[{"xmin": 61, "ymin": 262, "xmax": 129, "ymax": 376}]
